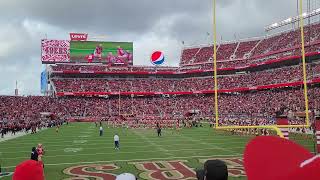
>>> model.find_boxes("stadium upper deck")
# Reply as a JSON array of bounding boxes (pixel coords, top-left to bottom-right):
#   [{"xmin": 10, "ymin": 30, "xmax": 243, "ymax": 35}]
[
  {"xmin": 47, "ymin": 22, "xmax": 320, "ymax": 98},
  {"xmin": 50, "ymin": 22, "xmax": 320, "ymax": 74}
]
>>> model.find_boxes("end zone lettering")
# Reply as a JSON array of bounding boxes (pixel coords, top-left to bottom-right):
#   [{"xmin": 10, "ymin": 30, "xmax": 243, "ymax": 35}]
[{"xmin": 63, "ymin": 157, "xmax": 244, "ymax": 179}]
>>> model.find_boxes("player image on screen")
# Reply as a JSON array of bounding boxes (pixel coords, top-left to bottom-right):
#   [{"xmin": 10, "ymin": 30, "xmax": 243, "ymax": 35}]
[
  {"xmin": 116, "ymin": 46, "xmax": 133, "ymax": 64},
  {"xmin": 94, "ymin": 44, "xmax": 103, "ymax": 61},
  {"xmin": 106, "ymin": 52, "xmax": 116, "ymax": 64}
]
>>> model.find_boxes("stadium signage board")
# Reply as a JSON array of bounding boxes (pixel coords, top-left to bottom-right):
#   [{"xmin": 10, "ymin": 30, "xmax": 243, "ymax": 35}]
[
  {"xmin": 150, "ymin": 51, "xmax": 165, "ymax": 66},
  {"xmin": 41, "ymin": 39, "xmax": 70, "ymax": 64},
  {"xmin": 41, "ymin": 40, "xmax": 133, "ymax": 65},
  {"xmin": 70, "ymin": 41, "xmax": 133, "ymax": 65},
  {"xmin": 69, "ymin": 33, "xmax": 88, "ymax": 41}
]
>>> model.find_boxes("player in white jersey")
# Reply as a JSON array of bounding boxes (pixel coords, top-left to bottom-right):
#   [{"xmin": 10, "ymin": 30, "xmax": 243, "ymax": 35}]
[{"xmin": 114, "ymin": 133, "xmax": 120, "ymax": 150}]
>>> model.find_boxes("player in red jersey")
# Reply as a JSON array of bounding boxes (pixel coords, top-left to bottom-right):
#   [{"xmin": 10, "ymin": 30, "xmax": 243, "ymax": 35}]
[
  {"xmin": 116, "ymin": 46, "xmax": 132, "ymax": 64},
  {"xmin": 117, "ymin": 46, "xmax": 125, "ymax": 56},
  {"xmin": 94, "ymin": 44, "xmax": 103, "ymax": 60},
  {"xmin": 36, "ymin": 144, "xmax": 45, "ymax": 159},
  {"xmin": 86, "ymin": 53, "xmax": 94, "ymax": 63}
]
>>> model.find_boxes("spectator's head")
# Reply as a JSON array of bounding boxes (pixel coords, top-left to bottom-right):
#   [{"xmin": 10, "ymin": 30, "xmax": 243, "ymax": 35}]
[
  {"xmin": 115, "ymin": 173, "xmax": 136, "ymax": 180},
  {"xmin": 244, "ymin": 136, "xmax": 320, "ymax": 180},
  {"xmin": 32, "ymin": 147, "xmax": 36, "ymax": 152},
  {"xmin": 13, "ymin": 160, "xmax": 44, "ymax": 180},
  {"xmin": 196, "ymin": 159, "xmax": 228, "ymax": 180}
]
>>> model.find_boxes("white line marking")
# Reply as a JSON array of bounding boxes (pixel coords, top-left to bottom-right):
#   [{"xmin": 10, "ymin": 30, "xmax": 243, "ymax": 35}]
[
  {"xmin": 73, "ymin": 140, "xmax": 88, "ymax": 144},
  {"xmin": 2, "ymin": 146, "xmax": 243, "ymax": 160},
  {"xmin": 132, "ymin": 129, "xmax": 173, "ymax": 156},
  {"xmin": 0, "ymin": 136, "xmax": 250, "ymax": 146},
  {"xmin": 2, "ymin": 154, "xmax": 242, "ymax": 168},
  {"xmin": 0, "ymin": 141, "xmax": 246, "ymax": 154},
  {"xmin": 64, "ymin": 148, "xmax": 83, "ymax": 153}
]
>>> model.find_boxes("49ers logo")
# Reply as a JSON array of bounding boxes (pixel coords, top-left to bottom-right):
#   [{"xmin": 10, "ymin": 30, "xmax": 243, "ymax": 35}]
[
  {"xmin": 62, "ymin": 157, "xmax": 244, "ymax": 179},
  {"xmin": 129, "ymin": 160, "xmax": 196, "ymax": 180},
  {"xmin": 63, "ymin": 164, "xmax": 118, "ymax": 180}
]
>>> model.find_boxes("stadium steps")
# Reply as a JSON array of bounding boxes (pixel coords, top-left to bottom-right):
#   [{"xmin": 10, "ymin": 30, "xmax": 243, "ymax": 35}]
[
  {"xmin": 231, "ymin": 42, "xmax": 240, "ymax": 59},
  {"xmin": 248, "ymin": 39, "xmax": 263, "ymax": 58}
]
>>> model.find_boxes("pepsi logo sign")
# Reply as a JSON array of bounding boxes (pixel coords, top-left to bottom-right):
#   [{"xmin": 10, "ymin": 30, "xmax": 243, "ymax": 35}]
[{"xmin": 150, "ymin": 51, "xmax": 165, "ymax": 65}]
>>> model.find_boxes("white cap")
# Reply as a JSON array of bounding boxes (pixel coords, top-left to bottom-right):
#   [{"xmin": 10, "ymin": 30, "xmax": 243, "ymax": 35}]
[{"xmin": 115, "ymin": 173, "xmax": 136, "ymax": 180}]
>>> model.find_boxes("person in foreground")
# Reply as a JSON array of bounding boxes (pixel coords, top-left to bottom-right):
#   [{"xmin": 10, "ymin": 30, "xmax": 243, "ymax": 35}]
[
  {"xmin": 30, "ymin": 147, "xmax": 38, "ymax": 161},
  {"xmin": 196, "ymin": 159, "xmax": 228, "ymax": 180},
  {"xmin": 13, "ymin": 158, "xmax": 44, "ymax": 180},
  {"xmin": 244, "ymin": 136, "xmax": 320, "ymax": 180},
  {"xmin": 116, "ymin": 173, "xmax": 137, "ymax": 180}
]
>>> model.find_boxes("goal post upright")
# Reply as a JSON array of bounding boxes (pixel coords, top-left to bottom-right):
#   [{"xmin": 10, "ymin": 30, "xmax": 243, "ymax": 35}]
[
  {"xmin": 212, "ymin": 0, "xmax": 219, "ymax": 128},
  {"xmin": 299, "ymin": 0, "xmax": 310, "ymax": 127},
  {"xmin": 211, "ymin": 0, "xmax": 311, "ymax": 135}
]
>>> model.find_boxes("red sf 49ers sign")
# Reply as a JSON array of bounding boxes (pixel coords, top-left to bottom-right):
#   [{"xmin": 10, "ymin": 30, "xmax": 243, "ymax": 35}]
[
  {"xmin": 41, "ymin": 39, "xmax": 70, "ymax": 63},
  {"xmin": 70, "ymin": 33, "xmax": 88, "ymax": 41}
]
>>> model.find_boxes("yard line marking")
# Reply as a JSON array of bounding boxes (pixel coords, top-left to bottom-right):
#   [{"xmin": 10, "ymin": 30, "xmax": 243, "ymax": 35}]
[
  {"xmin": 2, "ymin": 147, "xmax": 243, "ymax": 160},
  {"xmin": 64, "ymin": 148, "xmax": 83, "ymax": 153},
  {"xmin": 0, "ymin": 131, "xmax": 252, "ymax": 141},
  {"xmin": 132, "ymin": 129, "xmax": 173, "ymax": 157},
  {"xmin": 2, "ymin": 136, "xmax": 313, "ymax": 151},
  {"xmin": 0, "ymin": 141, "xmax": 247, "ymax": 154},
  {"xmin": 73, "ymin": 140, "xmax": 88, "ymax": 144},
  {"xmin": 2, "ymin": 154, "xmax": 242, "ymax": 168},
  {"xmin": 1, "ymin": 136, "xmax": 251, "ymax": 146},
  {"xmin": 78, "ymin": 135, "xmax": 90, "ymax": 138},
  {"xmin": 177, "ymin": 132, "xmax": 242, "ymax": 155}
]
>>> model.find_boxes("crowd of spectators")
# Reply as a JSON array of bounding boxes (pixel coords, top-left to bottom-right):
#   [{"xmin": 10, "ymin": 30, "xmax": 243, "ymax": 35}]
[
  {"xmin": 52, "ymin": 63, "xmax": 320, "ymax": 93},
  {"xmin": 1, "ymin": 86, "xmax": 320, "ymax": 128},
  {"xmin": 180, "ymin": 22, "xmax": 320, "ymax": 67},
  {"xmin": 5, "ymin": 24, "xmax": 320, "ymax": 130},
  {"xmin": 49, "ymin": 23, "xmax": 320, "ymax": 74},
  {"xmin": 0, "ymin": 96, "xmax": 67, "ymax": 137}
]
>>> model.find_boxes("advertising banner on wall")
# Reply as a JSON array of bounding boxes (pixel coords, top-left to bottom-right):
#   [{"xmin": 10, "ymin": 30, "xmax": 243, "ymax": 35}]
[
  {"xmin": 69, "ymin": 33, "xmax": 88, "ymax": 41},
  {"xmin": 41, "ymin": 39, "xmax": 133, "ymax": 65},
  {"xmin": 40, "ymin": 70, "xmax": 48, "ymax": 93}
]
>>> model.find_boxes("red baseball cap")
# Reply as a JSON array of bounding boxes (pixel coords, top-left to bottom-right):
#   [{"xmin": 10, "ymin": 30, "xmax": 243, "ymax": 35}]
[
  {"xmin": 13, "ymin": 160, "xmax": 44, "ymax": 180},
  {"xmin": 244, "ymin": 136, "xmax": 320, "ymax": 180}
]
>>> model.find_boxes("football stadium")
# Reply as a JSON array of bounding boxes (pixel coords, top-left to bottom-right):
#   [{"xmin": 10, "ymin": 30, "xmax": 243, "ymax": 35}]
[{"xmin": 1, "ymin": 0, "xmax": 320, "ymax": 179}]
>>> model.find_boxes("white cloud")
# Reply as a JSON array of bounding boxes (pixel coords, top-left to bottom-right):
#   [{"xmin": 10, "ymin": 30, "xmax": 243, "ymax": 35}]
[{"xmin": 134, "ymin": 32, "xmax": 181, "ymax": 66}]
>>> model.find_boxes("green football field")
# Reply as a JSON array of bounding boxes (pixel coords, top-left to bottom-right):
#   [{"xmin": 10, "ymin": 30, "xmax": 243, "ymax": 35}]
[{"xmin": 0, "ymin": 123, "xmax": 315, "ymax": 180}]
